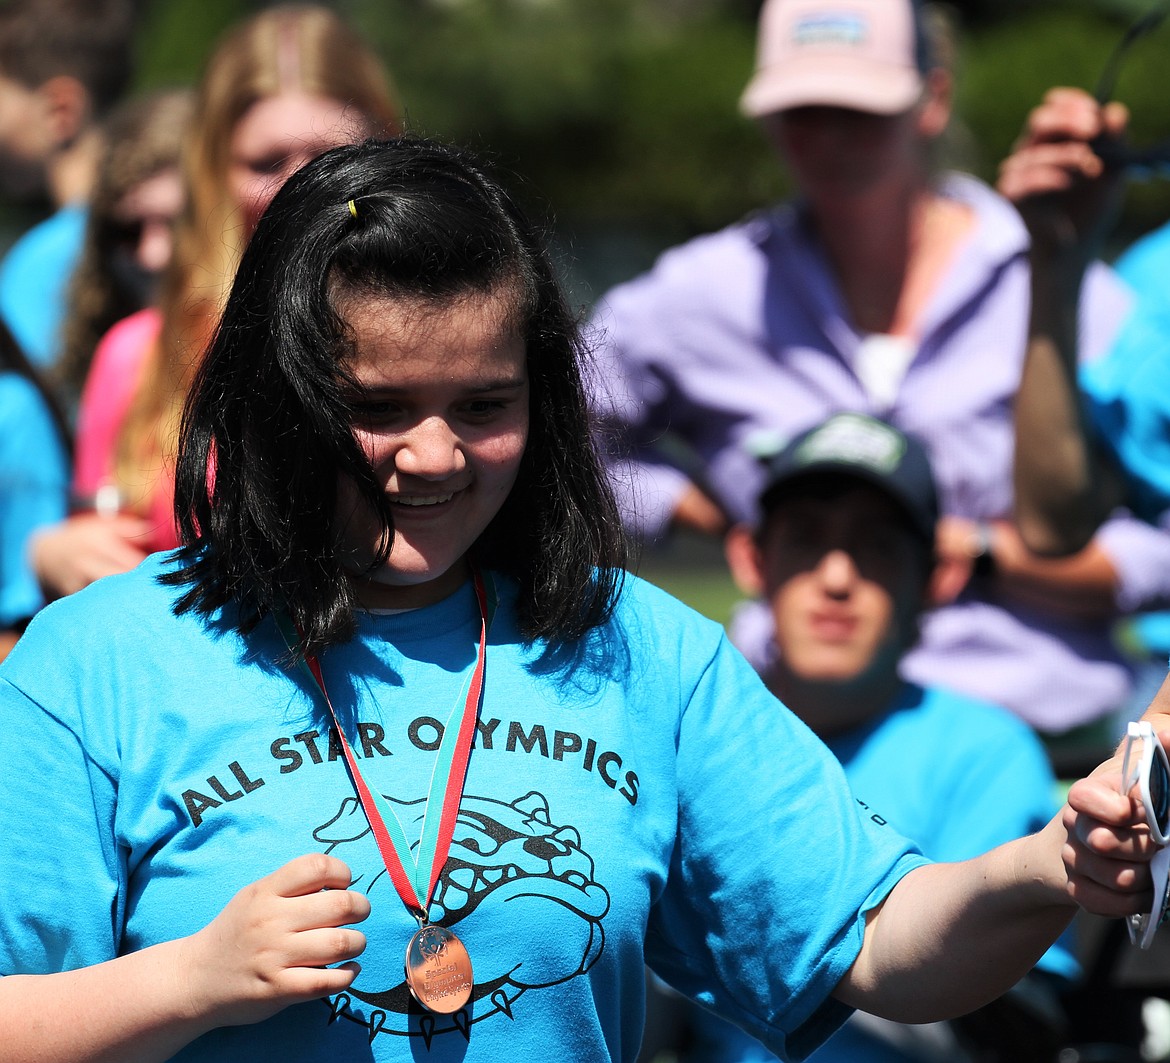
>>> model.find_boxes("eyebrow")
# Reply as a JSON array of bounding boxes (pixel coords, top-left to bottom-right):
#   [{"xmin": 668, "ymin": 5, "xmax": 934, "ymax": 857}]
[
  {"xmin": 466, "ymin": 376, "xmax": 528, "ymax": 393},
  {"xmin": 356, "ymin": 376, "xmax": 529, "ymax": 395}
]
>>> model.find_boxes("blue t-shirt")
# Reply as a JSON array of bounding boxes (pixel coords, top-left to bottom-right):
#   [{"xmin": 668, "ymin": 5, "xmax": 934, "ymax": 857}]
[
  {"xmin": 0, "ymin": 556, "xmax": 926, "ymax": 1062},
  {"xmin": 1088, "ymin": 227, "xmax": 1170, "ymax": 661},
  {"xmin": 0, "ymin": 203, "xmax": 86, "ymax": 368},
  {"xmin": 0, "ymin": 371, "xmax": 68, "ymax": 628},
  {"xmin": 1075, "ymin": 223, "xmax": 1170, "ymax": 525},
  {"xmin": 1082, "ymin": 305, "xmax": 1170, "ymax": 525},
  {"xmin": 678, "ymin": 683, "xmax": 1074, "ymax": 1063},
  {"xmin": 1113, "ymin": 219, "xmax": 1170, "ymax": 317}
]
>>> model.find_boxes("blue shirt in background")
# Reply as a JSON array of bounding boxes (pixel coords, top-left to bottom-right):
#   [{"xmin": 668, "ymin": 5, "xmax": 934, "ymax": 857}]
[
  {"xmin": 0, "ymin": 203, "xmax": 86, "ymax": 368},
  {"xmin": 0, "ymin": 370, "xmax": 68, "ymax": 628}
]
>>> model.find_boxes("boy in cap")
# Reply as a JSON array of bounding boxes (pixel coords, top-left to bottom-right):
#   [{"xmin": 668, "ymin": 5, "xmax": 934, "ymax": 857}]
[
  {"xmin": 588, "ymin": 0, "xmax": 1155, "ymax": 739},
  {"xmin": 676, "ymin": 413, "xmax": 1074, "ymax": 1063},
  {"xmin": 0, "ymin": 0, "xmax": 135, "ymax": 368}
]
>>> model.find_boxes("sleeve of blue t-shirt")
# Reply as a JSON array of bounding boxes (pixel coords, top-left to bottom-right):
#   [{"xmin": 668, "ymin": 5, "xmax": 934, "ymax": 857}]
[
  {"xmin": 0, "ymin": 205, "xmax": 86, "ymax": 367},
  {"xmin": 1081, "ymin": 305, "xmax": 1170, "ymax": 525},
  {"xmin": 835, "ymin": 689, "xmax": 1053, "ymax": 865},
  {"xmin": 831, "ymin": 687, "xmax": 1079, "ymax": 985},
  {"xmin": 1113, "ymin": 221, "xmax": 1170, "ymax": 302},
  {"xmin": 0, "ymin": 372, "xmax": 68, "ymax": 627},
  {"xmin": 0, "ymin": 673, "xmax": 124, "ymax": 974},
  {"xmin": 643, "ymin": 633, "xmax": 928, "ymax": 1062}
]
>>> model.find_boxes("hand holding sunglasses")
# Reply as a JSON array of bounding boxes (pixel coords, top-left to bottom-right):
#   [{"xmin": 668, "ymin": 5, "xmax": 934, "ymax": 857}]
[{"xmin": 1119, "ymin": 720, "xmax": 1170, "ymax": 948}]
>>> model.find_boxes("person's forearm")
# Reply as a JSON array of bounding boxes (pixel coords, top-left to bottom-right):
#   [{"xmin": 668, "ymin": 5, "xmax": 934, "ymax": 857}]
[
  {"xmin": 1000, "ymin": 88, "xmax": 1130, "ymax": 556},
  {"xmin": 1, "ymin": 938, "xmax": 213, "ymax": 1063},
  {"xmin": 0, "ymin": 853, "xmax": 367, "ymax": 1062},
  {"xmin": 836, "ymin": 815, "xmax": 1075, "ymax": 1022},
  {"xmin": 1014, "ymin": 254, "xmax": 1118, "ymax": 556},
  {"xmin": 987, "ymin": 521, "xmax": 1119, "ymax": 618}
]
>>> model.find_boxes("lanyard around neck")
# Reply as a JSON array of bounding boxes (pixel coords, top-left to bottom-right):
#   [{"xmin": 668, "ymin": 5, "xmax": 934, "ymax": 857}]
[{"xmin": 280, "ymin": 571, "xmax": 492, "ymax": 922}]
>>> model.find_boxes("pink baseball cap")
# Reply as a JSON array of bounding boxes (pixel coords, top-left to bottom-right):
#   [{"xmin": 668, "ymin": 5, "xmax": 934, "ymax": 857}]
[{"xmin": 740, "ymin": 0, "xmax": 930, "ymax": 117}]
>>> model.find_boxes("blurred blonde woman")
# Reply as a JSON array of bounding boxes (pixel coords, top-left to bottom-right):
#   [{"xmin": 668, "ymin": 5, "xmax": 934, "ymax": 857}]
[{"xmin": 34, "ymin": 3, "xmax": 401, "ymax": 596}]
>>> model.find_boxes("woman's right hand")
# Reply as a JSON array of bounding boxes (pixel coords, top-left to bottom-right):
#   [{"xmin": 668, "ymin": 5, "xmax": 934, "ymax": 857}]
[
  {"xmin": 30, "ymin": 512, "xmax": 153, "ymax": 599},
  {"xmin": 178, "ymin": 854, "xmax": 370, "ymax": 1030},
  {"xmin": 0, "ymin": 854, "xmax": 370, "ymax": 1063}
]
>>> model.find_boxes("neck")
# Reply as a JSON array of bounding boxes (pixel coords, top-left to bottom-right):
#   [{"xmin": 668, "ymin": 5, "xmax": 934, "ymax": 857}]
[
  {"xmin": 809, "ymin": 178, "xmax": 970, "ymax": 337},
  {"xmin": 47, "ymin": 126, "xmax": 102, "ymax": 208},
  {"xmin": 347, "ymin": 559, "xmax": 471, "ymax": 612},
  {"xmin": 765, "ymin": 664, "xmax": 904, "ymax": 740}
]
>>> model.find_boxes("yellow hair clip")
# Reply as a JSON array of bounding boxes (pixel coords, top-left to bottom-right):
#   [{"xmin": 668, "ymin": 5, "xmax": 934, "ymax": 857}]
[{"xmin": 347, "ymin": 199, "xmax": 358, "ymax": 219}]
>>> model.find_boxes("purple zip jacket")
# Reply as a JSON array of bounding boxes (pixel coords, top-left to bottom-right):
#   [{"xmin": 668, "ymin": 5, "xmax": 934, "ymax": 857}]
[{"xmin": 588, "ymin": 173, "xmax": 1167, "ymax": 733}]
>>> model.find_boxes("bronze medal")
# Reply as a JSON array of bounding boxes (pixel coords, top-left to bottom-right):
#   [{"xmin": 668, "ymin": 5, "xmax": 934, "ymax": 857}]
[
  {"xmin": 287, "ymin": 572, "xmax": 494, "ymax": 1020},
  {"xmin": 404, "ymin": 924, "xmax": 474, "ymax": 1013}
]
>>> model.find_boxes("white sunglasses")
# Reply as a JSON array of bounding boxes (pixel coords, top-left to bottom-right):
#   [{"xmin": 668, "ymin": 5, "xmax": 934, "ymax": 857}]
[{"xmin": 1120, "ymin": 721, "xmax": 1170, "ymax": 949}]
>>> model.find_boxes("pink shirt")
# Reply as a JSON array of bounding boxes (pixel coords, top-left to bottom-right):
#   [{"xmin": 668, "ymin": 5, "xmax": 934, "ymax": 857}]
[{"xmin": 74, "ymin": 308, "xmax": 179, "ymax": 552}]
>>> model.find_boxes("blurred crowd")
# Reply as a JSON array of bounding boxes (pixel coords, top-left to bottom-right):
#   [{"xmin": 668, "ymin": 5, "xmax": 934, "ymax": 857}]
[{"xmin": 3, "ymin": 0, "xmax": 1170, "ymax": 1060}]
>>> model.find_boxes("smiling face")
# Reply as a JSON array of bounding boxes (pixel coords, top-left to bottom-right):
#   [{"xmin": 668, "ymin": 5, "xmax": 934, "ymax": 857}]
[
  {"xmin": 334, "ymin": 290, "xmax": 530, "ymax": 609},
  {"xmin": 761, "ymin": 479, "xmax": 928, "ymax": 686},
  {"xmin": 228, "ymin": 91, "xmax": 370, "ymax": 234}
]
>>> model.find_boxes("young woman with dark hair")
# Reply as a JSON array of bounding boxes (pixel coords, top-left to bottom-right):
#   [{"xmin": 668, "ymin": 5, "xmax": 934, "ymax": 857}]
[
  {"xmin": 166, "ymin": 136, "xmax": 623, "ymax": 653},
  {"xmin": 0, "ymin": 136, "xmax": 1154, "ymax": 1063}
]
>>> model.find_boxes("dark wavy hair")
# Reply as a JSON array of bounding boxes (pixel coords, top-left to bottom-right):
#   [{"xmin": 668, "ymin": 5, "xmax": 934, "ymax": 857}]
[{"xmin": 163, "ymin": 136, "xmax": 627, "ymax": 655}]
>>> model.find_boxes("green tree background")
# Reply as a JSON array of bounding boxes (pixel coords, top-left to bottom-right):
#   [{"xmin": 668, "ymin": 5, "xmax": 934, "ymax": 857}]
[
  {"xmin": 127, "ymin": 0, "xmax": 1170, "ymax": 304},
  {"xmin": 1, "ymin": 0, "xmax": 1166, "ymax": 302},
  {"xmin": 0, "ymin": 0, "xmax": 1159, "ymax": 619}
]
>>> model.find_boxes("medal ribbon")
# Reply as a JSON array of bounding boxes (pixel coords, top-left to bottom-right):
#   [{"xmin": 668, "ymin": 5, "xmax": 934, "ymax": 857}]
[{"xmin": 279, "ymin": 570, "xmax": 493, "ymax": 921}]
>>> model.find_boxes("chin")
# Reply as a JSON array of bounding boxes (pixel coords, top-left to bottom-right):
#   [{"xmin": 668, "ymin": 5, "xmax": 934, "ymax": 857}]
[
  {"xmin": 801, "ymin": 667, "xmax": 865, "ymax": 686},
  {"xmin": 790, "ymin": 649, "xmax": 871, "ymax": 684},
  {"xmin": 371, "ymin": 549, "xmax": 459, "ymax": 584}
]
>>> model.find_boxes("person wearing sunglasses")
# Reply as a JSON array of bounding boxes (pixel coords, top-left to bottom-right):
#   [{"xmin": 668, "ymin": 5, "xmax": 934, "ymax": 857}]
[
  {"xmin": 54, "ymin": 88, "xmax": 193, "ymax": 409},
  {"xmin": 999, "ymin": 81, "xmax": 1170, "ymax": 953},
  {"xmin": 588, "ymin": 0, "xmax": 1162, "ymax": 743},
  {"xmin": 644, "ymin": 413, "xmax": 1077, "ymax": 1063}
]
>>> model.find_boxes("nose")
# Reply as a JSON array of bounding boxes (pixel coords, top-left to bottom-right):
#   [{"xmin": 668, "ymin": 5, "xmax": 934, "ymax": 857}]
[
  {"xmin": 815, "ymin": 549, "xmax": 858, "ymax": 597},
  {"xmin": 394, "ymin": 417, "xmax": 466, "ymax": 481},
  {"xmin": 770, "ymin": 107, "xmax": 846, "ymax": 145},
  {"xmin": 136, "ymin": 219, "xmax": 173, "ymax": 273}
]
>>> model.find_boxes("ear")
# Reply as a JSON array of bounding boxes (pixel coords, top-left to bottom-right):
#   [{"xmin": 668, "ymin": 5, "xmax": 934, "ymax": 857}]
[
  {"xmin": 724, "ymin": 523, "xmax": 766, "ymax": 597},
  {"xmin": 916, "ymin": 68, "xmax": 952, "ymax": 140},
  {"xmin": 924, "ymin": 551, "xmax": 970, "ymax": 608},
  {"xmin": 38, "ymin": 75, "xmax": 90, "ymax": 147}
]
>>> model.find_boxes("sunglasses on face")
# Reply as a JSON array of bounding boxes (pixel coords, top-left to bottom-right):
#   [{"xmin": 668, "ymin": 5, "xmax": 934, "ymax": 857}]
[
  {"xmin": 103, "ymin": 217, "xmax": 160, "ymax": 251},
  {"xmin": 1119, "ymin": 720, "xmax": 1170, "ymax": 948},
  {"xmin": 1094, "ymin": 0, "xmax": 1170, "ymax": 177}
]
